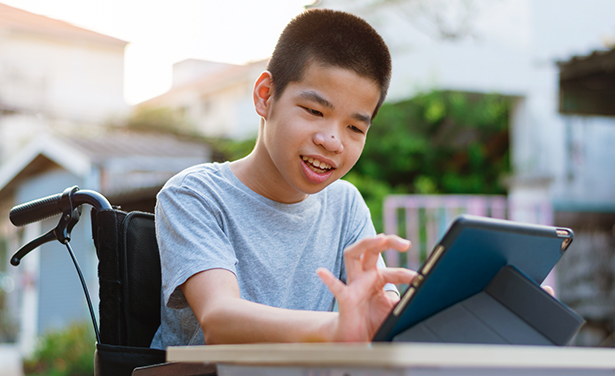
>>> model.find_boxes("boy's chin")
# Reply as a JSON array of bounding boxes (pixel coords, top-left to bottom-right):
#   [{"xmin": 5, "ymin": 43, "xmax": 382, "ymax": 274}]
[
  {"xmin": 297, "ymin": 179, "xmax": 338, "ymax": 195},
  {"xmin": 302, "ymin": 183, "xmax": 332, "ymax": 195}
]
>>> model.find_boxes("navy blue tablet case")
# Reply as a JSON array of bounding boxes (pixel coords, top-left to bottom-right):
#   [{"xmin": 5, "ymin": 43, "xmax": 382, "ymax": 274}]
[
  {"xmin": 373, "ymin": 215, "xmax": 584, "ymax": 344},
  {"xmin": 392, "ymin": 265, "xmax": 584, "ymax": 345}
]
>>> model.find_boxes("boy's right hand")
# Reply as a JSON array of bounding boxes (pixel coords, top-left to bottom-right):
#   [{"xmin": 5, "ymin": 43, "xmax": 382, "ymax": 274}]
[{"xmin": 317, "ymin": 234, "xmax": 416, "ymax": 342}]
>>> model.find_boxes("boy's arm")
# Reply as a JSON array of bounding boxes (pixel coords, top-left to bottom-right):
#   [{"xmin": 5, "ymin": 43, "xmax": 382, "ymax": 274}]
[
  {"xmin": 181, "ymin": 234, "xmax": 415, "ymax": 344},
  {"xmin": 182, "ymin": 268, "xmax": 337, "ymax": 344}
]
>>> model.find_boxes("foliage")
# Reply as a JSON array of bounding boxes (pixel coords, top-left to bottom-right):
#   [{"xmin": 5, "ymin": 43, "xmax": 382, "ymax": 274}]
[
  {"xmin": 0, "ymin": 288, "xmax": 18, "ymax": 343},
  {"xmin": 354, "ymin": 91, "xmax": 511, "ymax": 193},
  {"xmin": 209, "ymin": 137, "xmax": 256, "ymax": 162},
  {"xmin": 121, "ymin": 106, "xmax": 195, "ymax": 135},
  {"xmin": 343, "ymin": 172, "xmax": 407, "ymax": 232},
  {"xmin": 23, "ymin": 322, "xmax": 95, "ymax": 376},
  {"xmin": 348, "ymin": 90, "xmax": 512, "ymax": 231},
  {"xmin": 0, "ymin": 238, "xmax": 18, "ymax": 343}
]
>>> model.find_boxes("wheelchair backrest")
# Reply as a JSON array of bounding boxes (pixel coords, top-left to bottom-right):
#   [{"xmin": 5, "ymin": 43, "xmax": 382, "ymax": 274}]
[{"xmin": 92, "ymin": 209, "xmax": 161, "ymax": 347}]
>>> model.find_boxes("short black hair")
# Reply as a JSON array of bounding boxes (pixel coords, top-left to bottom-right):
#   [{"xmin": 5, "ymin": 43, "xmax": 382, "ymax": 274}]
[{"xmin": 267, "ymin": 9, "xmax": 392, "ymax": 118}]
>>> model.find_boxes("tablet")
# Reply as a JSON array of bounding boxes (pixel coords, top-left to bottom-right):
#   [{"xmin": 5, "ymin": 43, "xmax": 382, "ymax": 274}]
[{"xmin": 372, "ymin": 214, "xmax": 574, "ymax": 342}]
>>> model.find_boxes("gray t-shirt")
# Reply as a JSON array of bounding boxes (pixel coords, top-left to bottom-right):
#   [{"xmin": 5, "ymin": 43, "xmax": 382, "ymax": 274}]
[{"xmin": 150, "ymin": 162, "xmax": 395, "ymax": 348}]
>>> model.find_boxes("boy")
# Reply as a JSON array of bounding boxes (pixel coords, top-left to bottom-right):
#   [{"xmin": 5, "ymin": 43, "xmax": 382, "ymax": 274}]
[{"xmin": 150, "ymin": 8, "xmax": 416, "ymax": 348}]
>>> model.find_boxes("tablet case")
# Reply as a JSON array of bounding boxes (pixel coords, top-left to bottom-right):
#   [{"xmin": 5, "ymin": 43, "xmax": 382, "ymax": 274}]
[
  {"xmin": 392, "ymin": 265, "xmax": 585, "ymax": 345},
  {"xmin": 374, "ymin": 215, "xmax": 579, "ymax": 342}
]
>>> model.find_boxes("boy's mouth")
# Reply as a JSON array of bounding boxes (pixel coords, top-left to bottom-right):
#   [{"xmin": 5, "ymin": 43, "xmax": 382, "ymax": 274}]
[{"xmin": 301, "ymin": 156, "xmax": 333, "ymax": 174}]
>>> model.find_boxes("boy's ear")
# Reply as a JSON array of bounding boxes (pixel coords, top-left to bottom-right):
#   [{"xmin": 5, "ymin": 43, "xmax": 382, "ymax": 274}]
[{"xmin": 254, "ymin": 71, "xmax": 274, "ymax": 119}]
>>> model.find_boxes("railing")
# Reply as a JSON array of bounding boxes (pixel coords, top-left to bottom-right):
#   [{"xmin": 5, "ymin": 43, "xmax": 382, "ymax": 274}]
[{"xmin": 383, "ymin": 195, "xmax": 553, "ymax": 271}]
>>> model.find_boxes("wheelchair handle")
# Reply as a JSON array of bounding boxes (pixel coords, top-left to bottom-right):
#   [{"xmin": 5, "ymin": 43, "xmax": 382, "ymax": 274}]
[{"xmin": 10, "ymin": 188, "xmax": 112, "ymax": 227}]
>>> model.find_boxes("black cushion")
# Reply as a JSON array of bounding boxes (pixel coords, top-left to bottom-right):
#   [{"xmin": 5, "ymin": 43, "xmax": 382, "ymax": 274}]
[
  {"xmin": 123, "ymin": 212, "xmax": 162, "ymax": 347},
  {"xmin": 93, "ymin": 209, "xmax": 161, "ymax": 347},
  {"xmin": 95, "ymin": 343, "xmax": 166, "ymax": 376}
]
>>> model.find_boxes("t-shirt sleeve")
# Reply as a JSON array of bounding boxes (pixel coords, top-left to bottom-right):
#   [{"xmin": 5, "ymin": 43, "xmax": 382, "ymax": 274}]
[{"xmin": 156, "ymin": 179, "xmax": 238, "ymax": 309}]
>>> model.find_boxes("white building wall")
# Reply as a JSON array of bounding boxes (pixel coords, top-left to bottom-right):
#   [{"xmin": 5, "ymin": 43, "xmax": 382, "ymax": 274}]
[
  {"xmin": 0, "ymin": 32, "xmax": 126, "ymax": 122},
  {"xmin": 198, "ymin": 81, "xmax": 259, "ymax": 138},
  {"xmin": 0, "ymin": 28, "xmax": 127, "ymax": 163},
  {"xmin": 556, "ymin": 116, "xmax": 615, "ymax": 208},
  {"xmin": 141, "ymin": 59, "xmax": 265, "ymax": 140},
  {"xmin": 172, "ymin": 59, "xmax": 233, "ymax": 88}
]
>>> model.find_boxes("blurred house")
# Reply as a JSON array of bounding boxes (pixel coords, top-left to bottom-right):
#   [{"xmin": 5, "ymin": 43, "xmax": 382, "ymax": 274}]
[
  {"xmin": 0, "ymin": 132, "xmax": 211, "ymax": 357},
  {"xmin": 554, "ymin": 48, "xmax": 615, "ymax": 346},
  {"xmin": 0, "ymin": 3, "xmax": 128, "ymax": 162},
  {"xmin": 0, "ymin": 4, "xmax": 127, "ymax": 362},
  {"xmin": 312, "ymin": 0, "xmax": 615, "ymax": 345},
  {"xmin": 0, "ymin": 4, "xmax": 214, "ymax": 368},
  {"xmin": 136, "ymin": 58, "xmax": 268, "ymax": 139}
]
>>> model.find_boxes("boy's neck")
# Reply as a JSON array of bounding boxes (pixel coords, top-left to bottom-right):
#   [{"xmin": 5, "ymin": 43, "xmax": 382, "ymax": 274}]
[{"xmin": 229, "ymin": 152, "xmax": 309, "ymax": 204}]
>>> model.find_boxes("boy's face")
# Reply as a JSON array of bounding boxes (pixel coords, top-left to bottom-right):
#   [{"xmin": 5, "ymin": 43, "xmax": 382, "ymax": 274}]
[{"xmin": 253, "ymin": 61, "xmax": 380, "ymax": 203}]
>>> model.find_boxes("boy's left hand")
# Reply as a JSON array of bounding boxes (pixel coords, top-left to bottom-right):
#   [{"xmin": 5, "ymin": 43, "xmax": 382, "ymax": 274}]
[{"xmin": 317, "ymin": 234, "xmax": 416, "ymax": 342}]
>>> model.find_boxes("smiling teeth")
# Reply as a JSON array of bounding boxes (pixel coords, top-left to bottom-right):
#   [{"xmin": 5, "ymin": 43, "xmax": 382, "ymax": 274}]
[{"xmin": 302, "ymin": 156, "xmax": 332, "ymax": 170}]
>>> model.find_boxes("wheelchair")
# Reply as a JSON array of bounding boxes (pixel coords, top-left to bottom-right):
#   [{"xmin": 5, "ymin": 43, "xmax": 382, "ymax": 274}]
[{"xmin": 9, "ymin": 186, "xmax": 216, "ymax": 376}]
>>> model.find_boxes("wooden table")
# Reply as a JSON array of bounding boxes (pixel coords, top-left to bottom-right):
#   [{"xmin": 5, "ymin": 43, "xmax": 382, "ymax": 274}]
[{"xmin": 167, "ymin": 342, "xmax": 615, "ymax": 375}]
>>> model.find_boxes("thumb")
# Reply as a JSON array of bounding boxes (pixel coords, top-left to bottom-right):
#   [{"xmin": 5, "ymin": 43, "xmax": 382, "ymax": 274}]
[{"xmin": 317, "ymin": 268, "xmax": 346, "ymax": 299}]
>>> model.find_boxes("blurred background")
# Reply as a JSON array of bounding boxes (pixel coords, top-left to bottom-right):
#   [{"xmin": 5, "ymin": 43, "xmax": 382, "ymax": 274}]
[{"xmin": 0, "ymin": 0, "xmax": 613, "ymax": 375}]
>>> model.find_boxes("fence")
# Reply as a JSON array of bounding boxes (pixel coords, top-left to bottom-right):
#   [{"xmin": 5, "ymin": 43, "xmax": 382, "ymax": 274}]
[{"xmin": 382, "ymin": 195, "xmax": 553, "ymax": 271}]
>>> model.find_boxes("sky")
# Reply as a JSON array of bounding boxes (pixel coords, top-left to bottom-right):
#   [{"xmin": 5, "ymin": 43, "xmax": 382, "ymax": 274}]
[{"xmin": 2, "ymin": 0, "xmax": 314, "ymax": 104}]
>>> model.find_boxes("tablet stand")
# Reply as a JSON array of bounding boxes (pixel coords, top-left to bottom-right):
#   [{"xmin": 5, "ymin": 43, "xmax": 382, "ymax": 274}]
[{"xmin": 392, "ymin": 265, "xmax": 584, "ymax": 346}]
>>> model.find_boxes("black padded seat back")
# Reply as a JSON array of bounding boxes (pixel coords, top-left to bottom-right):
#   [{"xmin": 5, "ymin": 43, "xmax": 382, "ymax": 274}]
[
  {"xmin": 92, "ymin": 208, "xmax": 165, "ymax": 376},
  {"xmin": 92, "ymin": 209, "xmax": 161, "ymax": 347},
  {"xmin": 122, "ymin": 212, "xmax": 162, "ymax": 347}
]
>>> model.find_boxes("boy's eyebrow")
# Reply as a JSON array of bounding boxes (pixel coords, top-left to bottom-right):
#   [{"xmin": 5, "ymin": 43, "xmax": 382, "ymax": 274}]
[
  {"xmin": 299, "ymin": 91, "xmax": 334, "ymax": 109},
  {"xmin": 352, "ymin": 112, "xmax": 372, "ymax": 126},
  {"xmin": 299, "ymin": 90, "xmax": 372, "ymax": 125}
]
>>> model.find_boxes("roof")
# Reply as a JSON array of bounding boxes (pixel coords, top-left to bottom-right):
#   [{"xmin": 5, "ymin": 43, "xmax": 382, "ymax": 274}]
[
  {"xmin": 0, "ymin": 131, "xmax": 211, "ymax": 201},
  {"xmin": 63, "ymin": 131, "xmax": 210, "ymax": 164},
  {"xmin": 558, "ymin": 48, "xmax": 615, "ymax": 80},
  {"xmin": 558, "ymin": 48, "xmax": 615, "ymax": 116},
  {"xmin": 0, "ymin": 3, "xmax": 126, "ymax": 46},
  {"xmin": 67, "ymin": 132, "xmax": 212, "ymax": 200}
]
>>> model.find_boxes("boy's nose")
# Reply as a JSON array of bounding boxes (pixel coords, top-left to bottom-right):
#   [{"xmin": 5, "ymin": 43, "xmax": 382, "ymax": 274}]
[{"xmin": 314, "ymin": 132, "xmax": 344, "ymax": 154}]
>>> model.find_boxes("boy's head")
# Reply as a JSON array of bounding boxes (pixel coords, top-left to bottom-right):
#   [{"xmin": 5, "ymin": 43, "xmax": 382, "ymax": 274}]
[{"xmin": 267, "ymin": 9, "xmax": 391, "ymax": 119}]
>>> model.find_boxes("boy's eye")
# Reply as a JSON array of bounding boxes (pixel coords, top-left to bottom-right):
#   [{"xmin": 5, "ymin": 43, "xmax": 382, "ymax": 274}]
[
  {"xmin": 303, "ymin": 107, "xmax": 323, "ymax": 117},
  {"xmin": 349, "ymin": 125, "xmax": 364, "ymax": 134}
]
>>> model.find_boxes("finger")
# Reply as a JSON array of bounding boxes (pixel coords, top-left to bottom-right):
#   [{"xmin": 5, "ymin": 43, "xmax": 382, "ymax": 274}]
[
  {"xmin": 361, "ymin": 235, "xmax": 411, "ymax": 271},
  {"xmin": 363, "ymin": 236, "xmax": 412, "ymax": 270},
  {"xmin": 345, "ymin": 235, "xmax": 411, "ymax": 275},
  {"xmin": 317, "ymin": 267, "xmax": 346, "ymax": 299},
  {"xmin": 345, "ymin": 234, "xmax": 411, "ymax": 259},
  {"xmin": 379, "ymin": 267, "xmax": 417, "ymax": 285},
  {"xmin": 343, "ymin": 236, "xmax": 385, "ymax": 278}
]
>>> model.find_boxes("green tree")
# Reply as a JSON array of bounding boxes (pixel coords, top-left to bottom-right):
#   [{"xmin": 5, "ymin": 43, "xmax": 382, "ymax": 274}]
[
  {"xmin": 23, "ymin": 322, "xmax": 95, "ymax": 376},
  {"xmin": 124, "ymin": 106, "xmax": 195, "ymax": 135},
  {"xmin": 348, "ymin": 91, "xmax": 512, "ymax": 231},
  {"xmin": 354, "ymin": 91, "xmax": 510, "ymax": 194}
]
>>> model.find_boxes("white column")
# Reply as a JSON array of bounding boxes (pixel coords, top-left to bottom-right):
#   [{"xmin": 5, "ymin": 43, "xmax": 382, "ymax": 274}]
[{"xmin": 18, "ymin": 222, "xmax": 41, "ymax": 357}]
